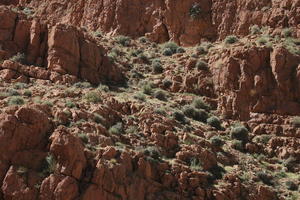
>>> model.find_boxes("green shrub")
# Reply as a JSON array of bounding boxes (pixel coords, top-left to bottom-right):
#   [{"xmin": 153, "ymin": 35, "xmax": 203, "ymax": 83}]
[
  {"xmin": 210, "ymin": 136, "xmax": 224, "ymax": 147},
  {"xmin": 190, "ymin": 158, "xmax": 202, "ymax": 171},
  {"xmin": 282, "ymin": 28, "xmax": 293, "ymax": 38},
  {"xmin": 116, "ymin": 36, "xmax": 131, "ymax": 46},
  {"xmin": 224, "ymin": 35, "xmax": 238, "ymax": 44},
  {"xmin": 152, "ymin": 59, "xmax": 163, "ymax": 74},
  {"xmin": 250, "ymin": 25, "xmax": 261, "ymax": 35},
  {"xmin": 153, "ymin": 90, "xmax": 168, "ymax": 101},
  {"xmin": 134, "ymin": 92, "xmax": 146, "ymax": 101},
  {"xmin": 139, "ymin": 37, "xmax": 148, "ymax": 43},
  {"xmin": 7, "ymin": 89, "xmax": 20, "ymax": 96},
  {"xmin": 65, "ymin": 100, "xmax": 76, "ymax": 108},
  {"xmin": 42, "ymin": 154, "xmax": 56, "ymax": 175},
  {"xmin": 286, "ymin": 181, "xmax": 298, "ymax": 191},
  {"xmin": 109, "ymin": 122, "xmax": 123, "ymax": 134},
  {"xmin": 257, "ymin": 172, "xmax": 273, "ymax": 185},
  {"xmin": 230, "ymin": 126, "xmax": 249, "ymax": 142},
  {"xmin": 162, "ymin": 79, "xmax": 172, "ymax": 88},
  {"xmin": 154, "ymin": 107, "xmax": 167, "ymax": 116},
  {"xmin": 162, "ymin": 48, "xmax": 173, "ymax": 56},
  {"xmin": 14, "ymin": 83, "xmax": 27, "ymax": 90},
  {"xmin": 162, "ymin": 42, "xmax": 178, "ymax": 55},
  {"xmin": 10, "ymin": 53, "xmax": 27, "ymax": 64},
  {"xmin": 232, "ymin": 140, "xmax": 244, "ymax": 151},
  {"xmin": 138, "ymin": 53, "xmax": 149, "ymax": 62},
  {"xmin": 207, "ymin": 116, "xmax": 222, "ymax": 130},
  {"xmin": 182, "ymin": 105, "xmax": 208, "ymax": 122},
  {"xmin": 142, "ymin": 83, "xmax": 153, "ymax": 95},
  {"xmin": 177, "ymin": 47, "xmax": 186, "ymax": 53},
  {"xmin": 43, "ymin": 101, "xmax": 54, "ymax": 107},
  {"xmin": 73, "ymin": 82, "xmax": 92, "ymax": 88},
  {"xmin": 144, "ymin": 146, "xmax": 161, "ymax": 160},
  {"xmin": 8, "ymin": 96, "xmax": 25, "ymax": 105},
  {"xmin": 23, "ymin": 90, "xmax": 32, "ymax": 97},
  {"xmin": 173, "ymin": 111, "xmax": 187, "ymax": 123},
  {"xmin": 192, "ymin": 97, "xmax": 210, "ymax": 110},
  {"xmin": 196, "ymin": 60, "xmax": 208, "ymax": 70},
  {"xmin": 291, "ymin": 116, "xmax": 300, "ymax": 127},
  {"xmin": 256, "ymin": 37, "xmax": 268, "ymax": 45},
  {"xmin": 84, "ymin": 91, "xmax": 101, "ymax": 103},
  {"xmin": 189, "ymin": 3, "xmax": 201, "ymax": 19},
  {"xmin": 196, "ymin": 42, "xmax": 212, "ymax": 55},
  {"xmin": 93, "ymin": 113, "xmax": 104, "ymax": 124},
  {"xmin": 78, "ymin": 133, "xmax": 89, "ymax": 143}
]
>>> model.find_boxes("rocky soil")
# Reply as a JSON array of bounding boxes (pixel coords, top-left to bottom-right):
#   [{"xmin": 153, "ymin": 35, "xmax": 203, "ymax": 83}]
[{"xmin": 0, "ymin": 1, "xmax": 300, "ymax": 200}]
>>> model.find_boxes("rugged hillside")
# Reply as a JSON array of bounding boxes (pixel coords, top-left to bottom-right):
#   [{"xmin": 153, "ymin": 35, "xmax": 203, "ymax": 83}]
[{"xmin": 0, "ymin": 1, "xmax": 300, "ymax": 200}]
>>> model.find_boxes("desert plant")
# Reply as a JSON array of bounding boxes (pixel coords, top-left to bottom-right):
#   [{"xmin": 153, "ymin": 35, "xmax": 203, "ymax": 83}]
[
  {"xmin": 10, "ymin": 53, "xmax": 27, "ymax": 64},
  {"xmin": 207, "ymin": 116, "xmax": 222, "ymax": 130},
  {"xmin": 162, "ymin": 48, "xmax": 173, "ymax": 56},
  {"xmin": 173, "ymin": 111, "xmax": 187, "ymax": 123},
  {"xmin": 286, "ymin": 181, "xmax": 298, "ymax": 191},
  {"xmin": 84, "ymin": 91, "xmax": 101, "ymax": 103},
  {"xmin": 8, "ymin": 96, "xmax": 24, "ymax": 105},
  {"xmin": 139, "ymin": 36, "xmax": 148, "ymax": 43},
  {"xmin": 78, "ymin": 133, "xmax": 89, "ymax": 143},
  {"xmin": 142, "ymin": 83, "xmax": 153, "ymax": 95},
  {"xmin": 282, "ymin": 28, "xmax": 293, "ymax": 38},
  {"xmin": 65, "ymin": 100, "xmax": 76, "ymax": 108},
  {"xmin": 162, "ymin": 42, "xmax": 178, "ymax": 55},
  {"xmin": 73, "ymin": 82, "xmax": 92, "ymax": 89},
  {"xmin": 224, "ymin": 35, "xmax": 238, "ymax": 44},
  {"xmin": 93, "ymin": 113, "xmax": 104, "ymax": 124},
  {"xmin": 153, "ymin": 90, "xmax": 168, "ymax": 101},
  {"xmin": 192, "ymin": 97, "xmax": 210, "ymax": 111},
  {"xmin": 232, "ymin": 140, "xmax": 244, "ymax": 151},
  {"xmin": 162, "ymin": 79, "xmax": 172, "ymax": 88},
  {"xmin": 7, "ymin": 89, "xmax": 20, "ymax": 96},
  {"xmin": 144, "ymin": 146, "xmax": 161, "ymax": 160},
  {"xmin": 151, "ymin": 59, "xmax": 163, "ymax": 74},
  {"xmin": 154, "ymin": 107, "xmax": 167, "ymax": 116},
  {"xmin": 23, "ymin": 90, "xmax": 32, "ymax": 97},
  {"xmin": 42, "ymin": 154, "xmax": 56, "ymax": 175},
  {"xmin": 116, "ymin": 35, "xmax": 131, "ymax": 46},
  {"xmin": 291, "ymin": 116, "xmax": 300, "ymax": 127},
  {"xmin": 13, "ymin": 83, "xmax": 27, "ymax": 90},
  {"xmin": 256, "ymin": 36, "xmax": 269, "ymax": 45},
  {"xmin": 109, "ymin": 122, "xmax": 123, "ymax": 135},
  {"xmin": 177, "ymin": 47, "xmax": 186, "ymax": 53},
  {"xmin": 190, "ymin": 158, "xmax": 202, "ymax": 171},
  {"xmin": 43, "ymin": 100, "xmax": 54, "ymax": 107},
  {"xmin": 134, "ymin": 92, "xmax": 146, "ymax": 101},
  {"xmin": 230, "ymin": 126, "xmax": 249, "ymax": 142},
  {"xmin": 182, "ymin": 105, "xmax": 208, "ymax": 122},
  {"xmin": 196, "ymin": 60, "xmax": 208, "ymax": 70},
  {"xmin": 189, "ymin": 3, "xmax": 201, "ymax": 19},
  {"xmin": 257, "ymin": 172, "xmax": 273, "ymax": 185},
  {"xmin": 210, "ymin": 136, "xmax": 224, "ymax": 147},
  {"xmin": 250, "ymin": 25, "xmax": 261, "ymax": 35}
]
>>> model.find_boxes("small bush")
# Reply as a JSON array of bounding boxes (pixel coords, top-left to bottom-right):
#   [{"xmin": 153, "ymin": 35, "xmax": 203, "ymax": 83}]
[
  {"xmin": 282, "ymin": 28, "xmax": 293, "ymax": 38},
  {"xmin": 142, "ymin": 83, "xmax": 153, "ymax": 95},
  {"xmin": 8, "ymin": 96, "xmax": 25, "ymax": 105},
  {"xmin": 196, "ymin": 42, "xmax": 212, "ymax": 55},
  {"xmin": 182, "ymin": 105, "xmax": 208, "ymax": 122},
  {"xmin": 93, "ymin": 113, "xmax": 104, "ymax": 124},
  {"xmin": 78, "ymin": 133, "xmax": 89, "ymax": 143},
  {"xmin": 42, "ymin": 154, "xmax": 56, "ymax": 175},
  {"xmin": 152, "ymin": 59, "xmax": 163, "ymax": 74},
  {"xmin": 138, "ymin": 53, "xmax": 149, "ymax": 62},
  {"xmin": 144, "ymin": 146, "xmax": 161, "ymax": 160},
  {"xmin": 173, "ymin": 111, "xmax": 187, "ymax": 123},
  {"xmin": 153, "ymin": 90, "xmax": 168, "ymax": 101},
  {"xmin": 257, "ymin": 37, "xmax": 268, "ymax": 45},
  {"xmin": 14, "ymin": 83, "xmax": 27, "ymax": 90},
  {"xmin": 192, "ymin": 97, "xmax": 210, "ymax": 110},
  {"xmin": 286, "ymin": 181, "xmax": 298, "ymax": 191},
  {"xmin": 189, "ymin": 3, "xmax": 201, "ymax": 19},
  {"xmin": 162, "ymin": 42, "xmax": 178, "ymax": 55},
  {"xmin": 116, "ymin": 36, "xmax": 131, "ymax": 46},
  {"xmin": 139, "ymin": 37, "xmax": 148, "ymax": 43},
  {"xmin": 230, "ymin": 126, "xmax": 249, "ymax": 142},
  {"xmin": 109, "ymin": 122, "xmax": 123, "ymax": 134},
  {"xmin": 162, "ymin": 48, "xmax": 173, "ymax": 56},
  {"xmin": 134, "ymin": 92, "xmax": 146, "ymax": 101},
  {"xmin": 177, "ymin": 47, "xmax": 186, "ymax": 53},
  {"xmin": 232, "ymin": 140, "xmax": 244, "ymax": 151},
  {"xmin": 65, "ymin": 100, "xmax": 76, "ymax": 108},
  {"xmin": 250, "ymin": 25, "xmax": 261, "ymax": 35},
  {"xmin": 154, "ymin": 107, "xmax": 167, "ymax": 116},
  {"xmin": 210, "ymin": 136, "xmax": 224, "ymax": 147},
  {"xmin": 190, "ymin": 158, "xmax": 202, "ymax": 171},
  {"xmin": 23, "ymin": 90, "xmax": 32, "ymax": 97},
  {"xmin": 7, "ymin": 89, "xmax": 20, "ymax": 96},
  {"xmin": 207, "ymin": 116, "xmax": 222, "ymax": 130},
  {"xmin": 224, "ymin": 35, "xmax": 238, "ymax": 44},
  {"xmin": 74, "ymin": 82, "xmax": 92, "ymax": 89},
  {"xmin": 43, "ymin": 101, "xmax": 54, "ymax": 107},
  {"xmin": 10, "ymin": 53, "xmax": 27, "ymax": 64},
  {"xmin": 196, "ymin": 60, "xmax": 208, "ymax": 70},
  {"xmin": 84, "ymin": 91, "xmax": 101, "ymax": 103},
  {"xmin": 291, "ymin": 116, "xmax": 300, "ymax": 127},
  {"xmin": 257, "ymin": 172, "xmax": 273, "ymax": 185},
  {"xmin": 162, "ymin": 79, "xmax": 172, "ymax": 88}
]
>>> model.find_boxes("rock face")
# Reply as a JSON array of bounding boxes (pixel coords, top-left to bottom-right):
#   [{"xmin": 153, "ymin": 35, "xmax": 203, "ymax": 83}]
[
  {"xmin": 211, "ymin": 46, "xmax": 300, "ymax": 120},
  {"xmin": 0, "ymin": 7, "xmax": 124, "ymax": 85},
  {"xmin": 19, "ymin": 0, "xmax": 300, "ymax": 45}
]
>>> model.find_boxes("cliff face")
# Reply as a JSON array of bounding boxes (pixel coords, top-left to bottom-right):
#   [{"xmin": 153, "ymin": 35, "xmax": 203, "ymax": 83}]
[{"xmin": 15, "ymin": 0, "xmax": 300, "ymax": 45}]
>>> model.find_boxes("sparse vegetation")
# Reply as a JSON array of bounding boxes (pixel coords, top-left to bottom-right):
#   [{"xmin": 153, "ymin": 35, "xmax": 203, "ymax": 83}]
[
  {"xmin": 116, "ymin": 35, "xmax": 131, "ymax": 46},
  {"xmin": 250, "ymin": 25, "xmax": 261, "ymax": 35},
  {"xmin": 10, "ymin": 53, "xmax": 27, "ymax": 64},
  {"xmin": 224, "ymin": 35, "xmax": 239, "ymax": 44},
  {"xmin": 8, "ymin": 96, "xmax": 25, "ymax": 105},
  {"xmin": 230, "ymin": 125, "xmax": 249, "ymax": 143},
  {"xmin": 189, "ymin": 3, "xmax": 201, "ymax": 19},
  {"xmin": 207, "ymin": 116, "xmax": 222, "ymax": 130},
  {"xmin": 196, "ymin": 60, "xmax": 208, "ymax": 70},
  {"xmin": 109, "ymin": 122, "xmax": 123, "ymax": 134},
  {"xmin": 84, "ymin": 90, "xmax": 101, "ymax": 103},
  {"xmin": 153, "ymin": 90, "xmax": 168, "ymax": 101}
]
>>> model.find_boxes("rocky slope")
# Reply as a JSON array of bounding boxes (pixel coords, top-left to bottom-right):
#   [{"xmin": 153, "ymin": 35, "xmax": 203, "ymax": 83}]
[{"xmin": 0, "ymin": 1, "xmax": 300, "ymax": 200}]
